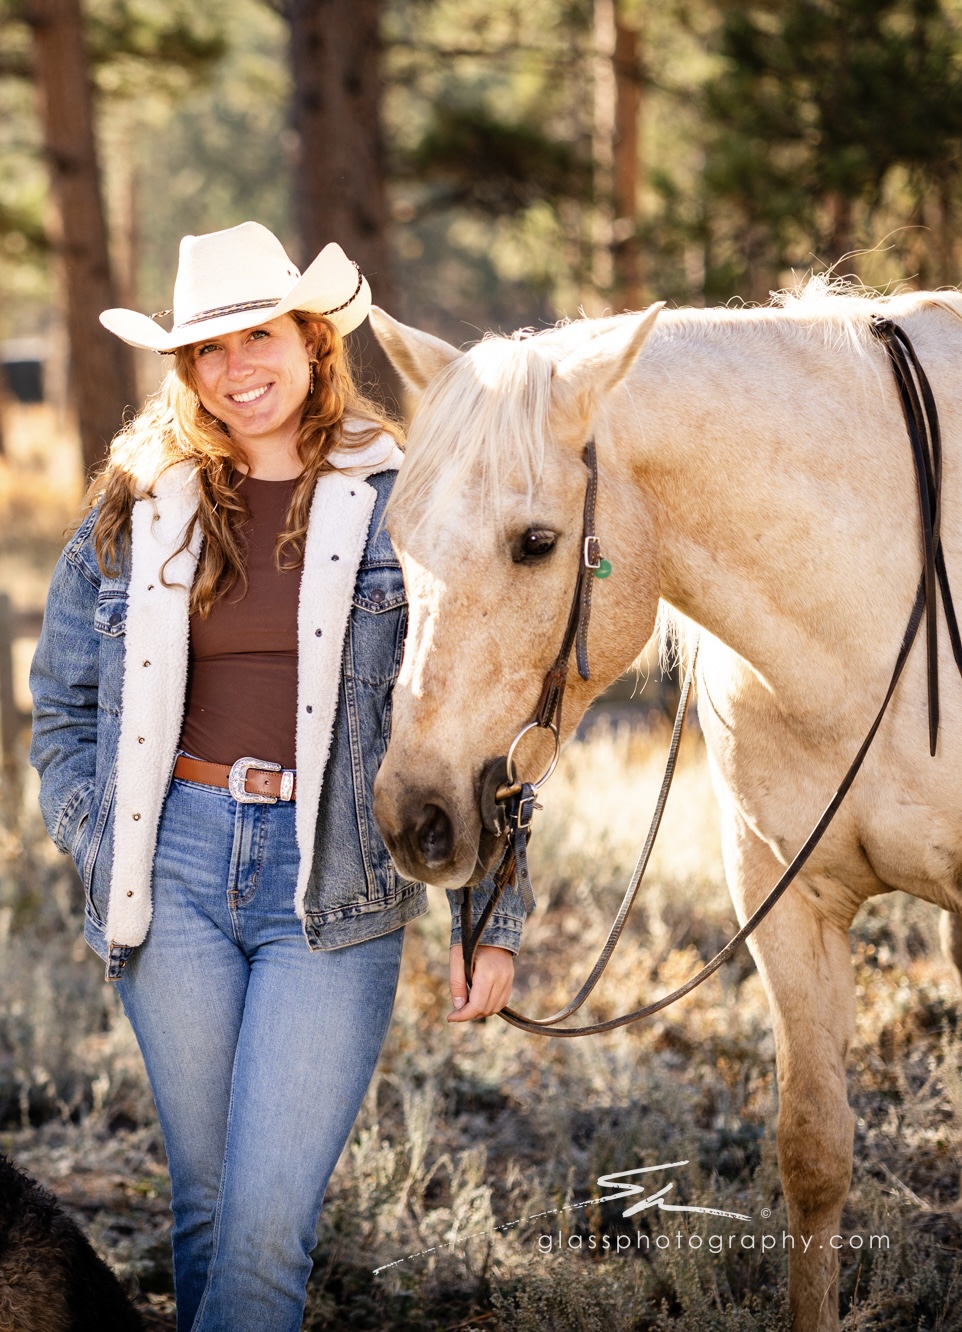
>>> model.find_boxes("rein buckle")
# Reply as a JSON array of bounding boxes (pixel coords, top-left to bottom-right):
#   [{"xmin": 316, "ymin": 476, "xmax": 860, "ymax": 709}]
[{"xmin": 515, "ymin": 788, "xmax": 540, "ymax": 831}]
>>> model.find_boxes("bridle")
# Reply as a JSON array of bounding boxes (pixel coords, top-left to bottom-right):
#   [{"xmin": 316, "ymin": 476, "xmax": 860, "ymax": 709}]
[
  {"xmin": 460, "ymin": 315, "xmax": 962, "ymax": 1037},
  {"xmin": 474, "ymin": 438, "xmax": 603, "ymax": 840}
]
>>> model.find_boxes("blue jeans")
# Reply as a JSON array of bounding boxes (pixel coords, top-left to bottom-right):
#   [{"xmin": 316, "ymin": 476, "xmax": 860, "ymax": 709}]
[{"xmin": 116, "ymin": 777, "xmax": 404, "ymax": 1332}]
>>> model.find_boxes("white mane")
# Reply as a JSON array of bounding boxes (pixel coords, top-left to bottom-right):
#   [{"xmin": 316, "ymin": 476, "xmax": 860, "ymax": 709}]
[{"xmin": 390, "ymin": 283, "xmax": 962, "ymax": 533}]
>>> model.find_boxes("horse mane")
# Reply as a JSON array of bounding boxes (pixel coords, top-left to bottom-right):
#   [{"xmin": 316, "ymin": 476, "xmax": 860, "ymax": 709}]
[{"xmin": 390, "ymin": 279, "xmax": 962, "ymax": 535}]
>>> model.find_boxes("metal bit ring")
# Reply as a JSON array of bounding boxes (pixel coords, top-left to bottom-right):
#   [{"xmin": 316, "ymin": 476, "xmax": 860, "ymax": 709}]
[{"xmin": 503, "ymin": 721, "xmax": 561, "ymax": 793}]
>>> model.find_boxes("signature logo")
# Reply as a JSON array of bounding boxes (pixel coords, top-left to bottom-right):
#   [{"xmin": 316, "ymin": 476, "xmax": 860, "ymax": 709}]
[
  {"xmin": 595, "ymin": 1160, "xmax": 751, "ymax": 1221},
  {"xmin": 372, "ymin": 1157, "xmax": 752, "ymax": 1272}
]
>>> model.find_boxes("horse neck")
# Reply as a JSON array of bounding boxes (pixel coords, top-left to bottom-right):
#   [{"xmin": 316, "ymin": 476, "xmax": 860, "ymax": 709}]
[{"xmin": 607, "ymin": 310, "xmax": 919, "ymax": 705}]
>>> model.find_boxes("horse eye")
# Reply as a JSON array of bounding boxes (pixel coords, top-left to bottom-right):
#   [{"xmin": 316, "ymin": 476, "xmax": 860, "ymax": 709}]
[{"xmin": 515, "ymin": 528, "xmax": 557, "ymax": 563}]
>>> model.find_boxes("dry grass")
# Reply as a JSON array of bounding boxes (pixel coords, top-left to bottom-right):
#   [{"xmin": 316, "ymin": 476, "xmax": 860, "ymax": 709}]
[
  {"xmin": 1, "ymin": 416, "xmax": 961, "ymax": 1330},
  {"xmin": 0, "ymin": 404, "xmax": 83, "ymax": 604}
]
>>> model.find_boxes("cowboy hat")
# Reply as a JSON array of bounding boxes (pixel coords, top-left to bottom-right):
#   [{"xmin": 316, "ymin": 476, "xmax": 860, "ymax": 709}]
[{"xmin": 99, "ymin": 221, "xmax": 372, "ymax": 352}]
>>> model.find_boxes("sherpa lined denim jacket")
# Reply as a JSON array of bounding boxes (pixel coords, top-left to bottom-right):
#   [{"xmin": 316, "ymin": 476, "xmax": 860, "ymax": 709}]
[{"xmin": 30, "ymin": 439, "xmax": 527, "ymax": 980}]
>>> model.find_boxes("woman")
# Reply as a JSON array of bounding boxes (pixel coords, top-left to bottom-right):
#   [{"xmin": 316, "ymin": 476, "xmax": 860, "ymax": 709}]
[{"xmin": 29, "ymin": 221, "xmax": 525, "ymax": 1332}]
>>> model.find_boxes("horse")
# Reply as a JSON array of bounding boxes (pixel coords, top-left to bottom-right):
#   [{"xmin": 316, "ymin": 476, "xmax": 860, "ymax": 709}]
[{"xmin": 367, "ymin": 285, "xmax": 962, "ymax": 1332}]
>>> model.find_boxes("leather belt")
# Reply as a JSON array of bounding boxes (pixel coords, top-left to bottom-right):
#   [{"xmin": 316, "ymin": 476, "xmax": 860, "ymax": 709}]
[{"xmin": 173, "ymin": 754, "xmax": 296, "ymax": 804}]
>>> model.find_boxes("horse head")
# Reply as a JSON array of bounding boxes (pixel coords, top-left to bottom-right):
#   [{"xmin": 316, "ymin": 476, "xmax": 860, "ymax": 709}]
[{"xmin": 370, "ymin": 305, "xmax": 665, "ymax": 890}]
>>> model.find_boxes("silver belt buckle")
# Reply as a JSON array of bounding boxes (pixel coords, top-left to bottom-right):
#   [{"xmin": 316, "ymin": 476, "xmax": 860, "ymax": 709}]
[{"xmin": 228, "ymin": 756, "xmax": 281, "ymax": 804}]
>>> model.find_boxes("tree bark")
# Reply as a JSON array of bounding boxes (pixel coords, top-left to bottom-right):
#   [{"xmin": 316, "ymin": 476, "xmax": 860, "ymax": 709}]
[
  {"xmin": 936, "ymin": 176, "xmax": 956, "ymax": 288},
  {"xmin": 590, "ymin": 0, "xmax": 615, "ymax": 310},
  {"xmin": 821, "ymin": 192, "xmax": 854, "ymax": 270},
  {"xmin": 612, "ymin": 14, "xmax": 642, "ymax": 311},
  {"xmin": 26, "ymin": 0, "xmax": 137, "ymax": 477},
  {"xmin": 289, "ymin": 0, "xmax": 399, "ymax": 411}
]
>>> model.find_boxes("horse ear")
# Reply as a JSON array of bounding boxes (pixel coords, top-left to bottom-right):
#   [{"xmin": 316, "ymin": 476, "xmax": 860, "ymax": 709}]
[
  {"xmin": 369, "ymin": 306, "xmax": 463, "ymax": 395},
  {"xmin": 553, "ymin": 303, "xmax": 664, "ymax": 423}
]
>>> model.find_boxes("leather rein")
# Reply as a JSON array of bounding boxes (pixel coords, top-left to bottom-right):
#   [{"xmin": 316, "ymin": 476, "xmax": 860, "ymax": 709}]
[{"xmin": 460, "ymin": 315, "xmax": 960, "ymax": 1037}]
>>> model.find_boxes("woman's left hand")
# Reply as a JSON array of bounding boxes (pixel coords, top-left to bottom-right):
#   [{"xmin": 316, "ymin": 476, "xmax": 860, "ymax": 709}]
[{"xmin": 448, "ymin": 944, "xmax": 514, "ymax": 1022}]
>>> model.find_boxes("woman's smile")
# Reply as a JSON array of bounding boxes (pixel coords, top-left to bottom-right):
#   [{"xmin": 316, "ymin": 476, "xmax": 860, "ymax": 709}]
[
  {"xmin": 191, "ymin": 315, "xmax": 312, "ymax": 466},
  {"xmin": 229, "ymin": 384, "xmax": 272, "ymax": 405}
]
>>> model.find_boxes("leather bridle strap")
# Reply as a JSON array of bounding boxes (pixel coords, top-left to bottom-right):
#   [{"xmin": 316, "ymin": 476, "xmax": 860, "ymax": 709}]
[
  {"xmin": 533, "ymin": 438, "xmax": 602, "ymax": 733},
  {"xmin": 870, "ymin": 316, "xmax": 962, "ymax": 752}
]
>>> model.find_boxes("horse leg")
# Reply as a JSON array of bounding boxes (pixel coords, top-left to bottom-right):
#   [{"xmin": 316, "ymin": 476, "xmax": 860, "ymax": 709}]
[
  {"xmin": 937, "ymin": 908, "xmax": 962, "ymax": 1206},
  {"xmin": 722, "ymin": 810, "xmax": 856, "ymax": 1332},
  {"xmin": 939, "ymin": 908, "xmax": 962, "ymax": 988}
]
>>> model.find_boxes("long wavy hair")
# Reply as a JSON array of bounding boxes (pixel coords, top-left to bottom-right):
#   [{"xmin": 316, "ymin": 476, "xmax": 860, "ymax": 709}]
[{"xmin": 88, "ymin": 312, "xmax": 401, "ymax": 617}]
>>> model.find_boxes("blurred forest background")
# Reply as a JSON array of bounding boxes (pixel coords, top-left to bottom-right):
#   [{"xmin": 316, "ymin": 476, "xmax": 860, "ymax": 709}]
[
  {"xmin": 5, "ymin": 0, "xmax": 962, "ymax": 469},
  {"xmin": 3, "ymin": 2, "xmax": 962, "ymax": 1328}
]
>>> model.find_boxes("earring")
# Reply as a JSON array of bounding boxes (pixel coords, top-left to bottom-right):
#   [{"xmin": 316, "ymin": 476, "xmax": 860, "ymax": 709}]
[{"xmin": 308, "ymin": 359, "xmax": 317, "ymax": 395}]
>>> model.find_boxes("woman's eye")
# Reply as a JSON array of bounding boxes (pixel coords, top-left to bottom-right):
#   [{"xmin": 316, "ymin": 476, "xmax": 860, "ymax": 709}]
[
  {"xmin": 515, "ymin": 528, "xmax": 557, "ymax": 563},
  {"xmin": 248, "ymin": 328, "xmax": 269, "ymax": 341},
  {"xmin": 195, "ymin": 342, "xmax": 219, "ymax": 357}
]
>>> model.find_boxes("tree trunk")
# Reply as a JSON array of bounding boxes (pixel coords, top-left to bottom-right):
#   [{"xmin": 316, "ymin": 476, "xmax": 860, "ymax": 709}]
[
  {"xmin": 289, "ymin": 0, "xmax": 399, "ymax": 411},
  {"xmin": 26, "ymin": 0, "xmax": 137, "ymax": 477},
  {"xmin": 821, "ymin": 192, "xmax": 854, "ymax": 270},
  {"xmin": 590, "ymin": 0, "xmax": 615, "ymax": 311},
  {"xmin": 612, "ymin": 13, "xmax": 643, "ymax": 311},
  {"xmin": 936, "ymin": 176, "xmax": 956, "ymax": 288}
]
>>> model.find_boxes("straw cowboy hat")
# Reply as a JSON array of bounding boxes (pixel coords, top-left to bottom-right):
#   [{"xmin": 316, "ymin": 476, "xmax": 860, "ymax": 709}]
[{"xmin": 100, "ymin": 221, "xmax": 372, "ymax": 353}]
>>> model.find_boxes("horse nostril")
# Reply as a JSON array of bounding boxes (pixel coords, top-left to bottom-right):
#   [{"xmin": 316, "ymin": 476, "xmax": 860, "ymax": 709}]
[{"xmin": 417, "ymin": 803, "xmax": 454, "ymax": 868}]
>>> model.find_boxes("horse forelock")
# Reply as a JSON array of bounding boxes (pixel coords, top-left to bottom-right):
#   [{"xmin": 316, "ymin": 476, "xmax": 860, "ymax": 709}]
[{"xmin": 390, "ymin": 334, "xmax": 556, "ymax": 535}]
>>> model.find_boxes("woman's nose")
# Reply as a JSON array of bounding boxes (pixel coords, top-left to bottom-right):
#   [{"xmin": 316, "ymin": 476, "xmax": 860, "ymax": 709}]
[{"xmin": 225, "ymin": 342, "xmax": 254, "ymax": 378}]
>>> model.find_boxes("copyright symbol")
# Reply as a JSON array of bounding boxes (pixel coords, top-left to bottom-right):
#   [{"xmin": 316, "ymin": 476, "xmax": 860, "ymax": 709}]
[{"xmin": 761, "ymin": 1208, "xmax": 772, "ymax": 1219}]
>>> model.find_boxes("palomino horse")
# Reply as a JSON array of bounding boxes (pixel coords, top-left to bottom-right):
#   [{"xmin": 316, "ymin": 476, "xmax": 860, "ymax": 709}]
[{"xmin": 369, "ymin": 288, "xmax": 962, "ymax": 1332}]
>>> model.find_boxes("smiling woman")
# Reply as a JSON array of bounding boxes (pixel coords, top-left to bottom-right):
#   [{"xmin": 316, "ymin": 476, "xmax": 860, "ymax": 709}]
[{"xmin": 28, "ymin": 221, "xmax": 524, "ymax": 1332}]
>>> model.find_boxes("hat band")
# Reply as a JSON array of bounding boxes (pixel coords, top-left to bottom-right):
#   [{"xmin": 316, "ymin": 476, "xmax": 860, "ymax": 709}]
[
  {"xmin": 180, "ymin": 297, "xmax": 282, "ymax": 328},
  {"xmin": 320, "ymin": 262, "xmax": 363, "ymax": 317}
]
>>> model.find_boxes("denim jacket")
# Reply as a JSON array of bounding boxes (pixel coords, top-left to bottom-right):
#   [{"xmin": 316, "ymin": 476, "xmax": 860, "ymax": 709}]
[{"xmin": 30, "ymin": 440, "xmax": 527, "ymax": 979}]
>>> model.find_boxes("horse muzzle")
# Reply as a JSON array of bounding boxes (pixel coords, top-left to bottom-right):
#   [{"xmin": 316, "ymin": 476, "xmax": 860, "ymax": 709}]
[
  {"xmin": 374, "ymin": 727, "xmax": 561, "ymax": 888},
  {"xmin": 373, "ymin": 775, "xmax": 503, "ymax": 889}
]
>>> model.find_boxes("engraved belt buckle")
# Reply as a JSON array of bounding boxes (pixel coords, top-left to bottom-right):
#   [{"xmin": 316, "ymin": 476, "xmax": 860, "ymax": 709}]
[{"xmin": 228, "ymin": 756, "xmax": 283, "ymax": 804}]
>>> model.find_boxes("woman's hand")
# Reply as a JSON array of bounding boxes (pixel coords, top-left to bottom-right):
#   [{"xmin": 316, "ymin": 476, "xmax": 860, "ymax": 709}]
[{"xmin": 448, "ymin": 944, "xmax": 514, "ymax": 1022}]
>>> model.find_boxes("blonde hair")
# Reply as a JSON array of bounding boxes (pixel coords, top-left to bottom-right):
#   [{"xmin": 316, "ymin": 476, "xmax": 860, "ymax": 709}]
[{"xmin": 88, "ymin": 313, "xmax": 400, "ymax": 617}]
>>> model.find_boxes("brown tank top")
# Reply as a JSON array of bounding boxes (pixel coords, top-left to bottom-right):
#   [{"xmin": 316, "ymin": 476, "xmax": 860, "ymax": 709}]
[{"xmin": 179, "ymin": 474, "xmax": 301, "ymax": 769}]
